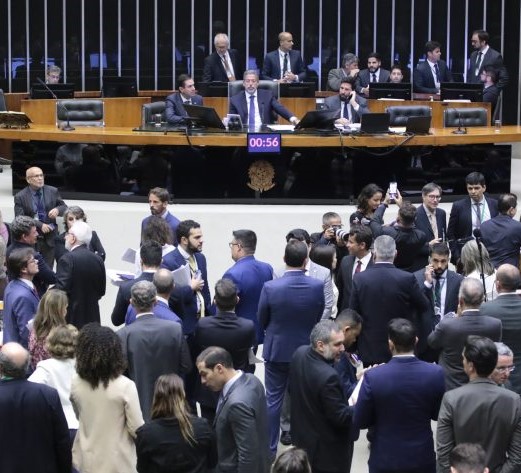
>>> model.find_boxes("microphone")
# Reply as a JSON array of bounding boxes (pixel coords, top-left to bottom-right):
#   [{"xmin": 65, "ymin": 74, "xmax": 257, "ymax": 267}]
[
  {"xmin": 452, "ymin": 109, "xmax": 467, "ymax": 135},
  {"xmin": 36, "ymin": 77, "xmax": 75, "ymax": 131}
]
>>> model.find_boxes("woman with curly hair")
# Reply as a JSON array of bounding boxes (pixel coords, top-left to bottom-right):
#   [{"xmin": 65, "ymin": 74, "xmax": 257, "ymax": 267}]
[
  {"xmin": 28, "ymin": 288, "xmax": 68, "ymax": 370},
  {"xmin": 349, "ymin": 183, "xmax": 386, "ymax": 227},
  {"xmin": 460, "ymin": 239, "xmax": 497, "ymax": 301},
  {"xmin": 136, "ymin": 373, "xmax": 217, "ymax": 473},
  {"xmin": 71, "ymin": 323, "xmax": 144, "ymax": 473}
]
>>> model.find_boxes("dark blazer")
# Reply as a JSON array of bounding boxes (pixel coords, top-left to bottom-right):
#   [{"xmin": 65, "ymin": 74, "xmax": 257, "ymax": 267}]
[
  {"xmin": 481, "ymin": 293, "xmax": 521, "ymax": 395},
  {"xmin": 228, "ymin": 89, "xmax": 294, "ymax": 125},
  {"xmin": 136, "ymin": 416, "xmax": 217, "ymax": 473},
  {"xmin": 413, "ymin": 60, "xmax": 453, "ymax": 93},
  {"xmin": 55, "ymin": 230, "xmax": 105, "ymax": 263},
  {"xmin": 202, "ymin": 50, "xmax": 243, "ymax": 82},
  {"xmin": 414, "ymin": 205, "xmax": 447, "ymax": 269},
  {"xmin": 428, "ymin": 309, "xmax": 502, "ymax": 390},
  {"xmin": 354, "ymin": 356, "xmax": 445, "ymax": 473},
  {"xmin": 323, "ymin": 94, "xmax": 369, "ymax": 124},
  {"xmin": 483, "ymin": 84, "xmax": 500, "ymax": 111},
  {"xmin": 161, "ymin": 248, "xmax": 212, "ymax": 335},
  {"xmin": 125, "ymin": 299, "xmax": 182, "ymax": 326},
  {"xmin": 480, "ymin": 214, "xmax": 521, "ymax": 268},
  {"xmin": 222, "ymin": 255, "xmax": 273, "ymax": 344},
  {"xmin": 290, "ymin": 346, "xmax": 352, "ymax": 473},
  {"xmin": 111, "ymin": 271, "xmax": 155, "ymax": 326},
  {"xmin": 349, "ymin": 262, "xmax": 430, "ymax": 365},
  {"xmin": 214, "ymin": 373, "xmax": 270, "ymax": 473},
  {"xmin": 468, "ymin": 47, "xmax": 509, "ymax": 90},
  {"xmin": 117, "ymin": 313, "xmax": 192, "ymax": 421},
  {"xmin": 55, "ymin": 244, "xmax": 106, "ymax": 328},
  {"xmin": 261, "ymin": 49, "xmax": 306, "ymax": 82},
  {"xmin": 336, "ymin": 254, "xmax": 374, "ymax": 312},
  {"xmin": 258, "ymin": 270, "xmax": 324, "ymax": 363},
  {"xmin": 355, "ymin": 68, "xmax": 391, "ymax": 94},
  {"xmin": 0, "ymin": 379, "xmax": 71, "ymax": 473},
  {"xmin": 141, "ymin": 211, "xmax": 180, "ymax": 245},
  {"xmin": 447, "ymin": 196, "xmax": 499, "ymax": 264},
  {"xmin": 165, "ymin": 92, "xmax": 204, "ymax": 125}
]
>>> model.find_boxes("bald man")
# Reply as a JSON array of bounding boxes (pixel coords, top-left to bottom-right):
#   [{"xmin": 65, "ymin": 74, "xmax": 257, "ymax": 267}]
[
  {"xmin": 14, "ymin": 167, "xmax": 67, "ymax": 267},
  {"xmin": 262, "ymin": 31, "xmax": 307, "ymax": 82},
  {"xmin": 0, "ymin": 343, "xmax": 71, "ymax": 472}
]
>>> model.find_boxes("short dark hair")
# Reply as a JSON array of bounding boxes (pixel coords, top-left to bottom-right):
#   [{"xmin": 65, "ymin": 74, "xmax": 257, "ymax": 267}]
[
  {"xmin": 309, "ymin": 245, "xmax": 336, "ymax": 271},
  {"xmin": 348, "ymin": 225, "xmax": 373, "ymax": 249},
  {"xmin": 176, "ymin": 220, "xmax": 201, "ymax": 244},
  {"xmin": 232, "ymin": 229, "xmax": 257, "ymax": 254},
  {"xmin": 498, "ymin": 193, "xmax": 517, "ymax": 214},
  {"xmin": 398, "ymin": 202, "xmax": 416, "ymax": 226},
  {"xmin": 214, "ymin": 279, "xmax": 238, "ymax": 312},
  {"xmin": 140, "ymin": 240, "xmax": 163, "ymax": 267},
  {"xmin": 10, "ymin": 216, "xmax": 36, "ymax": 241},
  {"xmin": 286, "ymin": 228, "xmax": 311, "ymax": 245},
  {"xmin": 463, "ymin": 335, "xmax": 498, "ymax": 377},
  {"xmin": 422, "ymin": 182, "xmax": 442, "ymax": 196},
  {"xmin": 430, "ymin": 241, "xmax": 450, "ymax": 258},
  {"xmin": 7, "ymin": 247, "xmax": 34, "ymax": 279},
  {"xmin": 367, "ymin": 51, "xmax": 381, "ymax": 61},
  {"xmin": 177, "ymin": 74, "xmax": 192, "ymax": 90},
  {"xmin": 196, "ymin": 346, "xmax": 233, "ymax": 369},
  {"xmin": 340, "ymin": 77, "xmax": 356, "ymax": 88},
  {"xmin": 148, "ymin": 187, "xmax": 170, "ymax": 203},
  {"xmin": 388, "ymin": 318, "xmax": 416, "ymax": 352},
  {"xmin": 336, "ymin": 309, "xmax": 363, "ymax": 329},
  {"xmin": 482, "ymin": 65, "xmax": 498, "ymax": 83},
  {"xmin": 284, "ymin": 240, "xmax": 308, "ymax": 267},
  {"xmin": 472, "ymin": 29, "xmax": 489, "ymax": 43},
  {"xmin": 271, "ymin": 447, "xmax": 312, "ymax": 473},
  {"xmin": 465, "ymin": 172, "xmax": 486, "ymax": 186},
  {"xmin": 449, "ymin": 443, "xmax": 487, "ymax": 473},
  {"xmin": 390, "ymin": 64, "xmax": 403, "ymax": 74},
  {"xmin": 322, "ymin": 212, "xmax": 340, "ymax": 225},
  {"xmin": 425, "ymin": 40, "xmax": 441, "ymax": 53}
]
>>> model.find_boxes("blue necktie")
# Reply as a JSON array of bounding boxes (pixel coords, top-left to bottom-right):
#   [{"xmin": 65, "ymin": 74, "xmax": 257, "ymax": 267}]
[
  {"xmin": 35, "ymin": 190, "xmax": 46, "ymax": 222},
  {"xmin": 248, "ymin": 94, "xmax": 256, "ymax": 128},
  {"xmin": 342, "ymin": 101, "xmax": 349, "ymax": 120},
  {"xmin": 434, "ymin": 63, "xmax": 440, "ymax": 82}
]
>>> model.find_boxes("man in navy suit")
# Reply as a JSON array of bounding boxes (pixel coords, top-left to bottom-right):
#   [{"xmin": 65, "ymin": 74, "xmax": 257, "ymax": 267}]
[
  {"xmin": 413, "ymin": 40, "xmax": 453, "ymax": 94},
  {"xmin": 258, "ymin": 240, "xmax": 324, "ymax": 455},
  {"xmin": 14, "ymin": 166, "xmax": 68, "ymax": 267},
  {"xmin": 0, "ymin": 342, "xmax": 71, "ymax": 473},
  {"xmin": 3, "ymin": 248, "xmax": 40, "ymax": 348},
  {"xmin": 480, "ymin": 193, "xmax": 521, "ymax": 269},
  {"xmin": 447, "ymin": 172, "xmax": 498, "ymax": 265},
  {"xmin": 467, "ymin": 29, "xmax": 509, "ymax": 90},
  {"xmin": 202, "ymin": 33, "xmax": 243, "ymax": 82},
  {"xmin": 222, "ymin": 229, "xmax": 273, "ymax": 345},
  {"xmin": 141, "ymin": 187, "xmax": 180, "ymax": 244},
  {"xmin": 355, "ymin": 51, "xmax": 391, "ymax": 97},
  {"xmin": 349, "ymin": 235, "xmax": 430, "ymax": 366},
  {"xmin": 261, "ymin": 31, "xmax": 306, "ymax": 82},
  {"xmin": 229, "ymin": 70, "xmax": 298, "ymax": 127},
  {"xmin": 323, "ymin": 77, "xmax": 369, "ymax": 125},
  {"xmin": 165, "ymin": 74, "xmax": 204, "ymax": 125},
  {"xmin": 354, "ymin": 318, "xmax": 445, "ymax": 473}
]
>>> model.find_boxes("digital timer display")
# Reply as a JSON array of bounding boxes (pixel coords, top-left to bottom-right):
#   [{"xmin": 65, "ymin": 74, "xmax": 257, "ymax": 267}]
[{"xmin": 247, "ymin": 133, "xmax": 281, "ymax": 153}]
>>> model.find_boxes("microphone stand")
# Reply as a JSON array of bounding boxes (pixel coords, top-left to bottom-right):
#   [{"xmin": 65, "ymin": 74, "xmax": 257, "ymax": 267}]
[
  {"xmin": 473, "ymin": 228, "xmax": 487, "ymax": 301},
  {"xmin": 452, "ymin": 109, "xmax": 467, "ymax": 135},
  {"xmin": 36, "ymin": 77, "xmax": 75, "ymax": 131}
]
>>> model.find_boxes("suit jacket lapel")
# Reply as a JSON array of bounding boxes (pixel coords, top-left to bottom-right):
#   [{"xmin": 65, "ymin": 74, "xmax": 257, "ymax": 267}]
[{"xmin": 213, "ymin": 373, "xmax": 245, "ymax": 425}]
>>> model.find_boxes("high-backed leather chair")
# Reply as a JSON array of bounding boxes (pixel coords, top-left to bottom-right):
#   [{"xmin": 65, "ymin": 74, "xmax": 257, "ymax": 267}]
[
  {"xmin": 228, "ymin": 80, "xmax": 280, "ymax": 99},
  {"xmin": 443, "ymin": 107, "xmax": 488, "ymax": 127},
  {"xmin": 141, "ymin": 101, "xmax": 166, "ymax": 126},
  {"xmin": 0, "ymin": 89, "xmax": 6, "ymax": 112},
  {"xmin": 56, "ymin": 99, "xmax": 104, "ymax": 127},
  {"xmin": 386, "ymin": 105, "xmax": 432, "ymax": 126}
]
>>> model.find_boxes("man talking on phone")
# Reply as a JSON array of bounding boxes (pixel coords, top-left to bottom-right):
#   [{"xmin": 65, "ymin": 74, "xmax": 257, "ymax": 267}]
[{"xmin": 323, "ymin": 77, "xmax": 369, "ymax": 126}]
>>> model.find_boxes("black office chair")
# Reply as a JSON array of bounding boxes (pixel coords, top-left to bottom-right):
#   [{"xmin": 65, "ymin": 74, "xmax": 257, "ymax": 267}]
[
  {"xmin": 443, "ymin": 107, "xmax": 488, "ymax": 127},
  {"xmin": 141, "ymin": 101, "xmax": 166, "ymax": 126},
  {"xmin": 228, "ymin": 80, "xmax": 280, "ymax": 99},
  {"xmin": 0, "ymin": 89, "xmax": 6, "ymax": 112},
  {"xmin": 385, "ymin": 105, "xmax": 432, "ymax": 126},
  {"xmin": 56, "ymin": 99, "xmax": 105, "ymax": 127}
]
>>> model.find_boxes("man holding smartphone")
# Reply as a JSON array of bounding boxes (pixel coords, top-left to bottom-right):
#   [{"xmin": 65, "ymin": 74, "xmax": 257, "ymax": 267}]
[{"xmin": 323, "ymin": 77, "xmax": 369, "ymax": 126}]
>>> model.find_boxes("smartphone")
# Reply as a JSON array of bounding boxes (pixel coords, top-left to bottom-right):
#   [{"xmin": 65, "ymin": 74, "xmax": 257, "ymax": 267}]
[{"xmin": 389, "ymin": 181, "xmax": 398, "ymax": 200}]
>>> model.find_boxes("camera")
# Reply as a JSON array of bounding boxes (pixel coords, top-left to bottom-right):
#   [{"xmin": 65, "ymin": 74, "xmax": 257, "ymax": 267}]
[{"xmin": 335, "ymin": 228, "xmax": 349, "ymax": 241}]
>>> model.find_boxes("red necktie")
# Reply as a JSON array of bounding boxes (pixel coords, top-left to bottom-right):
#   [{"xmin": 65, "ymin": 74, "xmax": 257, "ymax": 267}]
[{"xmin": 355, "ymin": 260, "xmax": 362, "ymax": 273}]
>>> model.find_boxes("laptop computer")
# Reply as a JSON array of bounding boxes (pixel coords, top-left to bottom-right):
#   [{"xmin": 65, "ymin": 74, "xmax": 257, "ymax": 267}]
[
  {"xmin": 294, "ymin": 110, "xmax": 338, "ymax": 131},
  {"xmin": 406, "ymin": 115, "xmax": 432, "ymax": 135},
  {"xmin": 360, "ymin": 113, "xmax": 390, "ymax": 134}
]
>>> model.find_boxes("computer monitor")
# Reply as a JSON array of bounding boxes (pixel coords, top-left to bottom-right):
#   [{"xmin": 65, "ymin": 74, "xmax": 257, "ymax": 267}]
[
  {"xmin": 30, "ymin": 83, "xmax": 76, "ymax": 99},
  {"xmin": 279, "ymin": 82, "xmax": 316, "ymax": 98},
  {"xmin": 197, "ymin": 82, "xmax": 229, "ymax": 97},
  {"xmin": 369, "ymin": 82, "xmax": 412, "ymax": 100},
  {"xmin": 440, "ymin": 82, "xmax": 483, "ymax": 102},
  {"xmin": 102, "ymin": 77, "xmax": 138, "ymax": 97},
  {"xmin": 183, "ymin": 104, "xmax": 226, "ymax": 129},
  {"xmin": 294, "ymin": 110, "xmax": 338, "ymax": 130}
]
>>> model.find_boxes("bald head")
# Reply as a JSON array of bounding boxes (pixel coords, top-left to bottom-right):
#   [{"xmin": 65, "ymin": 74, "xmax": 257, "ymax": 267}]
[
  {"xmin": 496, "ymin": 264, "xmax": 521, "ymax": 293},
  {"xmin": 458, "ymin": 278, "xmax": 484, "ymax": 309},
  {"xmin": 153, "ymin": 268, "xmax": 174, "ymax": 298},
  {"xmin": 0, "ymin": 343, "xmax": 30, "ymax": 378}
]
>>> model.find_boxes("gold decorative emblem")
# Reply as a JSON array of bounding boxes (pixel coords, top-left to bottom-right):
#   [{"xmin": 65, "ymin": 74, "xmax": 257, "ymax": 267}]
[{"xmin": 247, "ymin": 160, "xmax": 275, "ymax": 193}]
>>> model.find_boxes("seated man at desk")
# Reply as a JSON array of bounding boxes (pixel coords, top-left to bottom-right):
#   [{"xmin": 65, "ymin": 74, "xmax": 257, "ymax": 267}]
[
  {"xmin": 323, "ymin": 77, "xmax": 369, "ymax": 126},
  {"xmin": 228, "ymin": 70, "xmax": 298, "ymax": 127},
  {"xmin": 46, "ymin": 65, "xmax": 61, "ymax": 84},
  {"xmin": 355, "ymin": 51, "xmax": 390, "ymax": 97},
  {"xmin": 389, "ymin": 64, "xmax": 405, "ymax": 83},
  {"xmin": 327, "ymin": 53, "xmax": 360, "ymax": 91},
  {"xmin": 165, "ymin": 74, "xmax": 203, "ymax": 125},
  {"xmin": 413, "ymin": 40, "xmax": 453, "ymax": 94}
]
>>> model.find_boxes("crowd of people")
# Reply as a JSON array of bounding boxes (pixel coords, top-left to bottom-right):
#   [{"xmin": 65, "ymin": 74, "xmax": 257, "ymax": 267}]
[{"xmin": 1, "ymin": 164, "xmax": 521, "ymax": 473}]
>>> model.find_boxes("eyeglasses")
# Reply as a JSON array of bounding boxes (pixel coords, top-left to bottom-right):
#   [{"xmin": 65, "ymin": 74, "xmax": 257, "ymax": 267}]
[
  {"xmin": 228, "ymin": 242, "xmax": 241, "ymax": 249},
  {"xmin": 495, "ymin": 365, "xmax": 515, "ymax": 373},
  {"xmin": 426, "ymin": 194, "xmax": 442, "ymax": 200},
  {"xmin": 28, "ymin": 173, "xmax": 44, "ymax": 179}
]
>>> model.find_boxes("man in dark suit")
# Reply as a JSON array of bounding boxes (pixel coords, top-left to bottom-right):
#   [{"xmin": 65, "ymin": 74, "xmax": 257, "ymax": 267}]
[
  {"xmin": 196, "ymin": 346, "xmax": 270, "ymax": 473},
  {"xmin": 413, "ymin": 40, "xmax": 453, "ymax": 94},
  {"xmin": 229, "ymin": 70, "xmax": 298, "ymax": 127},
  {"xmin": 165, "ymin": 74, "xmax": 204, "ymax": 125},
  {"xmin": 355, "ymin": 51, "xmax": 391, "ymax": 97},
  {"xmin": 436, "ymin": 336, "xmax": 521, "ymax": 473},
  {"xmin": 261, "ymin": 31, "xmax": 306, "ymax": 82},
  {"xmin": 141, "ymin": 187, "xmax": 180, "ymax": 244},
  {"xmin": 202, "ymin": 33, "xmax": 243, "ymax": 82},
  {"xmin": 222, "ymin": 229, "xmax": 273, "ymax": 345},
  {"xmin": 413, "ymin": 182, "xmax": 447, "ymax": 269},
  {"xmin": 194, "ymin": 279, "xmax": 256, "ymax": 421},
  {"xmin": 480, "ymin": 264, "xmax": 521, "ymax": 394},
  {"xmin": 117, "ymin": 280, "xmax": 191, "ymax": 421},
  {"xmin": 468, "ymin": 29, "xmax": 509, "ymax": 90},
  {"xmin": 480, "ymin": 193, "xmax": 521, "ymax": 268},
  {"xmin": 0, "ymin": 342, "xmax": 71, "ymax": 473},
  {"xmin": 349, "ymin": 235, "xmax": 430, "ymax": 365},
  {"xmin": 290, "ymin": 320, "xmax": 353, "ymax": 473},
  {"xmin": 481, "ymin": 65, "xmax": 501, "ymax": 112},
  {"xmin": 55, "ymin": 221, "xmax": 106, "ymax": 328},
  {"xmin": 428, "ymin": 278, "xmax": 502, "ymax": 390},
  {"xmin": 3, "ymin": 248, "xmax": 40, "ymax": 348},
  {"xmin": 14, "ymin": 166, "xmax": 67, "ymax": 267},
  {"xmin": 323, "ymin": 77, "xmax": 369, "ymax": 125},
  {"xmin": 258, "ymin": 239, "xmax": 324, "ymax": 455},
  {"xmin": 310, "ymin": 211, "xmax": 349, "ymax": 270},
  {"xmin": 447, "ymin": 172, "xmax": 498, "ymax": 265},
  {"xmin": 337, "ymin": 225, "xmax": 374, "ymax": 311},
  {"xmin": 354, "ymin": 319, "xmax": 445, "ymax": 473}
]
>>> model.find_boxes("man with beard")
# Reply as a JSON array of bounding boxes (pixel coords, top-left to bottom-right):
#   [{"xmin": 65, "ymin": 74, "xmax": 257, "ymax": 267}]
[
  {"xmin": 140, "ymin": 187, "xmax": 179, "ymax": 244},
  {"xmin": 355, "ymin": 52, "xmax": 391, "ymax": 97},
  {"xmin": 324, "ymin": 77, "xmax": 369, "ymax": 126}
]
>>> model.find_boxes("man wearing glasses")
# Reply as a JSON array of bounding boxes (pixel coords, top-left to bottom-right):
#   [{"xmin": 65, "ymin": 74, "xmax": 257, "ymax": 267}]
[
  {"xmin": 491, "ymin": 342, "xmax": 515, "ymax": 388},
  {"xmin": 46, "ymin": 65, "xmax": 61, "ymax": 84}
]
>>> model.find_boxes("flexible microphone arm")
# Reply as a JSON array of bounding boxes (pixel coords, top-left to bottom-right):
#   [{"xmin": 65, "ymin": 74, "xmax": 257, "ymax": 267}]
[
  {"xmin": 452, "ymin": 109, "xmax": 467, "ymax": 135},
  {"xmin": 473, "ymin": 228, "xmax": 487, "ymax": 302},
  {"xmin": 36, "ymin": 77, "xmax": 75, "ymax": 131}
]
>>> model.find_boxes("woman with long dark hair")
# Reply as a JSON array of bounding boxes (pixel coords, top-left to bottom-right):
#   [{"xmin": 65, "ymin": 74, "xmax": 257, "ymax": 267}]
[{"xmin": 350, "ymin": 183, "xmax": 386, "ymax": 226}]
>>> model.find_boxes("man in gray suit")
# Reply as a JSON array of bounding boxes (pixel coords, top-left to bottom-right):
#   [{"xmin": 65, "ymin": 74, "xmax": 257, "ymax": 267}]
[
  {"xmin": 117, "ymin": 280, "xmax": 191, "ymax": 421},
  {"xmin": 196, "ymin": 346, "xmax": 270, "ymax": 473},
  {"xmin": 480, "ymin": 264, "xmax": 521, "ymax": 394},
  {"xmin": 428, "ymin": 278, "xmax": 502, "ymax": 390},
  {"xmin": 323, "ymin": 77, "xmax": 369, "ymax": 126},
  {"xmin": 436, "ymin": 336, "xmax": 521, "ymax": 473}
]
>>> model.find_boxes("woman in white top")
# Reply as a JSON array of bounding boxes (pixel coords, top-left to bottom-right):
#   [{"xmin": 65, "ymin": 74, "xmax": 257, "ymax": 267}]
[
  {"xmin": 310, "ymin": 245, "xmax": 339, "ymax": 318},
  {"xmin": 460, "ymin": 239, "xmax": 497, "ymax": 301}
]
